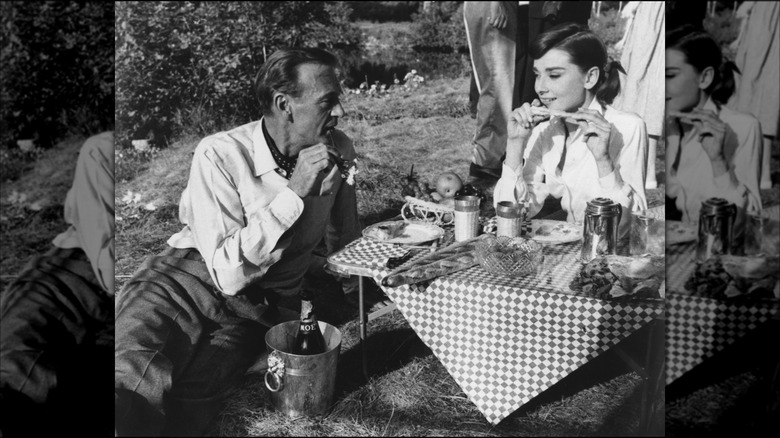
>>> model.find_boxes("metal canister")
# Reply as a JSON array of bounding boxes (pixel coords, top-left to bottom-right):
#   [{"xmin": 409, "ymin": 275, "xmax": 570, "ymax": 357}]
[
  {"xmin": 496, "ymin": 201, "xmax": 525, "ymax": 238},
  {"xmin": 454, "ymin": 195, "xmax": 481, "ymax": 242},
  {"xmin": 581, "ymin": 197, "xmax": 622, "ymax": 263},
  {"xmin": 696, "ymin": 197, "xmax": 736, "ymax": 262}
]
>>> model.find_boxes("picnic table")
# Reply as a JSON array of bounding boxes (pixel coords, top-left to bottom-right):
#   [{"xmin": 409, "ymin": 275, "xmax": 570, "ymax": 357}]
[
  {"xmin": 326, "ymin": 208, "xmax": 664, "ymax": 426},
  {"xmin": 665, "ymin": 204, "xmax": 780, "ymax": 385}
]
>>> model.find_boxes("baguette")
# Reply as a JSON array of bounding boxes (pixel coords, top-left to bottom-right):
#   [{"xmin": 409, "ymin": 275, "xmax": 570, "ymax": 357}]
[{"xmin": 381, "ymin": 235, "xmax": 487, "ymax": 287}]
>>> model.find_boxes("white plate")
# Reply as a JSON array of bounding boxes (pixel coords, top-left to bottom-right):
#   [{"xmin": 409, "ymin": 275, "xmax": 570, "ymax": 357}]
[
  {"xmin": 363, "ymin": 221, "xmax": 445, "ymax": 245},
  {"xmin": 529, "ymin": 220, "xmax": 582, "ymax": 245},
  {"xmin": 666, "ymin": 220, "xmax": 697, "ymax": 245}
]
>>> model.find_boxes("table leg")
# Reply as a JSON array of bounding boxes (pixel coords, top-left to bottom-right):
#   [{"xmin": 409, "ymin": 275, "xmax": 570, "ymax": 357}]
[
  {"xmin": 638, "ymin": 319, "xmax": 664, "ymax": 434},
  {"xmin": 358, "ymin": 275, "xmax": 369, "ymax": 380}
]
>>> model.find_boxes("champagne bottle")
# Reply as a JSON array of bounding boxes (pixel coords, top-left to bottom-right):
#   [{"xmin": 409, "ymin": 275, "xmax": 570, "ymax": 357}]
[{"xmin": 293, "ymin": 296, "xmax": 326, "ymax": 355}]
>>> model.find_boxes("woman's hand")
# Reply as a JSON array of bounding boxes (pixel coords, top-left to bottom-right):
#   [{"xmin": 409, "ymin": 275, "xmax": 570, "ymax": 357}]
[
  {"xmin": 676, "ymin": 109, "xmax": 727, "ymax": 162},
  {"xmin": 505, "ymin": 99, "xmax": 547, "ymax": 169},
  {"xmin": 566, "ymin": 108, "xmax": 613, "ymax": 162}
]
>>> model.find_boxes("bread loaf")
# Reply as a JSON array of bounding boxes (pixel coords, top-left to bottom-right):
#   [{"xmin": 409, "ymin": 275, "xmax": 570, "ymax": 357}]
[{"xmin": 382, "ymin": 235, "xmax": 486, "ymax": 287}]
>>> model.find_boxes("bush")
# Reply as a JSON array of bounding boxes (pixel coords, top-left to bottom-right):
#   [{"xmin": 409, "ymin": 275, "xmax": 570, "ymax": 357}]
[
  {"xmin": 589, "ymin": 9, "xmax": 625, "ymax": 58},
  {"xmin": 115, "ymin": 1, "xmax": 362, "ymax": 149},
  {"xmin": 346, "ymin": 1, "xmax": 421, "ymax": 22},
  {"xmin": 704, "ymin": 9, "xmax": 740, "ymax": 59},
  {"xmin": 0, "ymin": 1, "xmax": 114, "ymax": 149},
  {"xmin": 410, "ymin": 1, "xmax": 466, "ymax": 53}
]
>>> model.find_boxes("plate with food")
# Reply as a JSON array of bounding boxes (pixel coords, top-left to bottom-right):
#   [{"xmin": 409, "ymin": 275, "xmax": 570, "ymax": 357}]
[
  {"xmin": 685, "ymin": 255, "xmax": 779, "ymax": 300},
  {"xmin": 363, "ymin": 221, "xmax": 445, "ymax": 246},
  {"xmin": 529, "ymin": 220, "xmax": 582, "ymax": 244},
  {"xmin": 570, "ymin": 255, "xmax": 665, "ymax": 301},
  {"xmin": 666, "ymin": 220, "xmax": 697, "ymax": 245}
]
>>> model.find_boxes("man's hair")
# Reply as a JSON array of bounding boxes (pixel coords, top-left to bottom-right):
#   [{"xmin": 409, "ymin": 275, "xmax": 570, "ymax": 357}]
[{"xmin": 254, "ymin": 48, "xmax": 338, "ymax": 116}]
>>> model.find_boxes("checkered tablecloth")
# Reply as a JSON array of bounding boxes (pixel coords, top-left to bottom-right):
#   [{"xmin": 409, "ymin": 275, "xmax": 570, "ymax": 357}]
[
  {"xmin": 665, "ymin": 204, "xmax": 780, "ymax": 385},
  {"xmin": 328, "ymin": 236, "xmax": 663, "ymax": 425}
]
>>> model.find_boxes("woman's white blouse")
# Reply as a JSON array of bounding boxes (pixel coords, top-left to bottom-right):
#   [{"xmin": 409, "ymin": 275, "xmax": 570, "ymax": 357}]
[
  {"xmin": 494, "ymin": 99, "xmax": 649, "ymax": 224},
  {"xmin": 666, "ymin": 98, "xmax": 762, "ymax": 223}
]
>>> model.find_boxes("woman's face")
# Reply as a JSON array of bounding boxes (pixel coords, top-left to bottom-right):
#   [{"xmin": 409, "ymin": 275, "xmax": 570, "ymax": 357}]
[
  {"xmin": 533, "ymin": 48, "xmax": 594, "ymax": 112},
  {"xmin": 665, "ymin": 48, "xmax": 706, "ymax": 113}
]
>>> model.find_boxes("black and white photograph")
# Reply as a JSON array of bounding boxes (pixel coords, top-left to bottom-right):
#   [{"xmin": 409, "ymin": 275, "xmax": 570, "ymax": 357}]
[{"xmin": 1, "ymin": 1, "xmax": 778, "ymax": 437}]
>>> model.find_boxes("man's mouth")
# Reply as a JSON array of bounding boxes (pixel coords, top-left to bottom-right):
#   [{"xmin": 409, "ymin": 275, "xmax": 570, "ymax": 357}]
[{"xmin": 540, "ymin": 97, "xmax": 557, "ymax": 106}]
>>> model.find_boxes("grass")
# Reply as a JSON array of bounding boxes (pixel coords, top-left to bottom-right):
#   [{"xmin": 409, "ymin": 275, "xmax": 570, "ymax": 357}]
[{"xmin": 0, "ymin": 136, "xmax": 86, "ymax": 291}]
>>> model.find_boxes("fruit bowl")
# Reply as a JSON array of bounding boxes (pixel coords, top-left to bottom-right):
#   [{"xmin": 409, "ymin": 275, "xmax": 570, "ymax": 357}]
[
  {"xmin": 475, "ymin": 235, "xmax": 543, "ymax": 277},
  {"xmin": 401, "ymin": 196, "xmax": 455, "ymax": 226}
]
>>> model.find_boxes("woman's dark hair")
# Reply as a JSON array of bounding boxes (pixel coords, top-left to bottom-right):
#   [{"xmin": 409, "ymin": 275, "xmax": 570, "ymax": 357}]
[
  {"xmin": 254, "ymin": 48, "xmax": 338, "ymax": 115},
  {"xmin": 530, "ymin": 23, "xmax": 625, "ymax": 105},
  {"xmin": 666, "ymin": 24, "xmax": 740, "ymax": 105}
]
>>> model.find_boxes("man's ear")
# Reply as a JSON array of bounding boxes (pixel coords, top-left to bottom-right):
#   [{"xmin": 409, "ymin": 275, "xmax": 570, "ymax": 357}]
[
  {"xmin": 698, "ymin": 66, "xmax": 715, "ymax": 90},
  {"xmin": 584, "ymin": 66, "xmax": 599, "ymax": 91},
  {"xmin": 274, "ymin": 93, "xmax": 290, "ymax": 114},
  {"xmin": 273, "ymin": 93, "xmax": 294, "ymax": 121}
]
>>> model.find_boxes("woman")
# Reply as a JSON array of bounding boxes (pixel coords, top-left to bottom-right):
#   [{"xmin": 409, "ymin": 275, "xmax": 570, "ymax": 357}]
[
  {"xmin": 494, "ymin": 23, "xmax": 648, "ymax": 238},
  {"xmin": 665, "ymin": 25, "xmax": 762, "ymax": 225}
]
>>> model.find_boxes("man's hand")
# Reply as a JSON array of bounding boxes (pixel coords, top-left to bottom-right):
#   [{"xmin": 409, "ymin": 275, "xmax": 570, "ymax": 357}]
[
  {"xmin": 288, "ymin": 144, "xmax": 340, "ymax": 198},
  {"xmin": 487, "ymin": 2, "xmax": 508, "ymax": 29}
]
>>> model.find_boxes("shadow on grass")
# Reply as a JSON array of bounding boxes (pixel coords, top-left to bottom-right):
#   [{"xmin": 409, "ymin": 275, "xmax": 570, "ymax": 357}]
[{"xmin": 665, "ymin": 319, "xmax": 780, "ymax": 436}]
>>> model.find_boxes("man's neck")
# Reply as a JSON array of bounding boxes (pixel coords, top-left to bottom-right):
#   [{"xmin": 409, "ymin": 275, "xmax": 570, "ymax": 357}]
[{"xmin": 263, "ymin": 115, "xmax": 296, "ymax": 157}]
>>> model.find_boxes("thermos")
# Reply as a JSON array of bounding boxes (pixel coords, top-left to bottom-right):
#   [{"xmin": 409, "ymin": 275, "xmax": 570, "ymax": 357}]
[
  {"xmin": 696, "ymin": 197, "xmax": 737, "ymax": 262},
  {"xmin": 581, "ymin": 197, "xmax": 622, "ymax": 263}
]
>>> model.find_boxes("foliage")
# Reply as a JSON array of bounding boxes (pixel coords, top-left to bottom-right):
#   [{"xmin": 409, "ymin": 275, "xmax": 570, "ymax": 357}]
[
  {"xmin": 345, "ymin": 1, "xmax": 421, "ymax": 22},
  {"xmin": 0, "ymin": 1, "xmax": 114, "ymax": 149},
  {"xmin": 410, "ymin": 1, "xmax": 467, "ymax": 54},
  {"xmin": 704, "ymin": 9, "xmax": 741, "ymax": 59},
  {"xmin": 589, "ymin": 9, "xmax": 625, "ymax": 59},
  {"xmin": 115, "ymin": 1, "xmax": 362, "ymax": 148}
]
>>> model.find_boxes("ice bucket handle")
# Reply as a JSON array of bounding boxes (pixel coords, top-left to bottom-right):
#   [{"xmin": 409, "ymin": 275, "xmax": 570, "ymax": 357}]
[{"xmin": 265, "ymin": 350, "xmax": 285, "ymax": 392}]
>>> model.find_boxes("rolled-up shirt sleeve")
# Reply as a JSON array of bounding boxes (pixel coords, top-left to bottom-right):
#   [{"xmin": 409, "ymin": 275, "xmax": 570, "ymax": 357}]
[
  {"xmin": 73, "ymin": 133, "xmax": 115, "ymax": 294},
  {"xmin": 184, "ymin": 146, "xmax": 303, "ymax": 295}
]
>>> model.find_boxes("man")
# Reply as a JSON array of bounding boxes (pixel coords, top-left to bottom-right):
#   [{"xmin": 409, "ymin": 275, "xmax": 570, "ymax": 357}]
[
  {"xmin": 114, "ymin": 48, "xmax": 361, "ymax": 436},
  {"xmin": 464, "ymin": 1, "xmax": 522, "ymax": 185},
  {"xmin": 0, "ymin": 132, "xmax": 115, "ymax": 436}
]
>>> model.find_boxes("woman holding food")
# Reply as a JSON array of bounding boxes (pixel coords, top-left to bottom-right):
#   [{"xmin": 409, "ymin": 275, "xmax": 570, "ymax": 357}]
[
  {"xmin": 664, "ymin": 25, "xmax": 762, "ymax": 224},
  {"xmin": 493, "ymin": 23, "xmax": 648, "ymax": 237}
]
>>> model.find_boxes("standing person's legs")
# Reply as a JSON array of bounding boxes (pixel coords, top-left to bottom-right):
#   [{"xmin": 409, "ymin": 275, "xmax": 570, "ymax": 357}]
[
  {"xmin": 761, "ymin": 136, "xmax": 774, "ymax": 189},
  {"xmin": 114, "ymin": 247, "xmax": 272, "ymax": 436},
  {"xmin": 469, "ymin": 71, "xmax": 479, "ymax": 119},
  {"xmin": 647, "ymin": 136, "xmax": 659, "ymax": 189},
  {"xmin": 0, "ymin": 247, "xmax": 114, "ymax": 436},
  {"xmin": 464, "ymin": 2, "xmax": 518, "ymax": 181}
]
